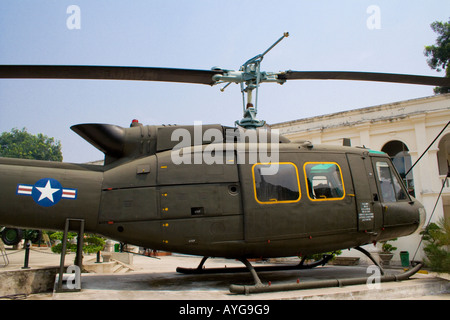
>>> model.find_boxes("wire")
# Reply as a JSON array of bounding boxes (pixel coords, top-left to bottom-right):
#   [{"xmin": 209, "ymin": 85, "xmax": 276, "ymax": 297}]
[
  {"xmin": 406, "ymin": 120, "xmax": 449, "ymax": 177},
  {"xmin": 411, "ymin": 173, "xmax": 448, "ymax": 262}
]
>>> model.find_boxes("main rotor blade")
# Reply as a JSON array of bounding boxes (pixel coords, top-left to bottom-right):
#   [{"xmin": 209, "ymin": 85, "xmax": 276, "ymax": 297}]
[
  {"xmin": 278, "ymin": 71, "xmax": 450, "ymax": 87},
  {"xmin": 2, "ymin": 66, "xmax": 449, "ymax": 87},
  {"xmin": 0, "ymin": 65, "xmax": 222, "ymax": 85}
]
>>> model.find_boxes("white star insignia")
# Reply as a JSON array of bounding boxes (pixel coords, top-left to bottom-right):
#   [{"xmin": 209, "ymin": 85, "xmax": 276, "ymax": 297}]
[{"xmin": 35, "ymin": 180, "xmax": 60, "ymax": 203}]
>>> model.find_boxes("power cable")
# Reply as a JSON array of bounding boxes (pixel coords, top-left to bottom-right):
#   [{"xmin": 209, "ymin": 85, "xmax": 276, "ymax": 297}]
[
  {"xmin": 406, "ymin": 120, "xmax": 449, "ymax": 177},
  {"xmin": 411, "ymin": 172, "xmax": 449, "ymax": 262}
]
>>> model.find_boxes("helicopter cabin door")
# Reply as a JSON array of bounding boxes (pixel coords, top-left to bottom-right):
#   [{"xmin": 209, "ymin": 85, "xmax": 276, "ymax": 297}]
[
  {"xmin": 301, "ymin": 154, "xmax": 357, "ymax": 236},
  {"xmin": 346, "ymin": 153, "xmax": 382, "ymax": 232},
  {"xmin": 370, "ymin": 156, "xmax": 414, "ymax": 229},
  {"xmin": 239, "ymin": 151, "xmax": 357, "ymax": 244}
]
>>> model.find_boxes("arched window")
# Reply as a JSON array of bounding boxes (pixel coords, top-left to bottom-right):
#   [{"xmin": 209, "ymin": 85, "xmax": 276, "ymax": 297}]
[
  {"xmin": 437, "ymin": 133, "xmax": 450, "ymax": 176},
  {"xmin": 381, "ymin": 140, "xmax": 414, "ymax": 196}
]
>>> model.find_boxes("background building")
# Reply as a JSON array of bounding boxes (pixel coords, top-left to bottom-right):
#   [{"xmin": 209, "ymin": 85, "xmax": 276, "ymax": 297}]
[{"xmin": 272, "ymin": 93, "xmax": 450, "ymax": 264}]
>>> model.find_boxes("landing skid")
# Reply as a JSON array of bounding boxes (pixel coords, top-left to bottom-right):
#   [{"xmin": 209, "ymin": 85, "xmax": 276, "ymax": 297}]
[
  {"xmin": 229, "ymin": 260, "xmax": 423, "ymax": 294},
  {"xmin": 229, "ymin": 247, "xmax": 423, "ymax": 294},
  {"xmin": 177, "ymin": 248, "xmax": 423, "ymax": 294},
  {"xmin": 176, "ymin": 254, "xmax": 334, "ymax": 275}
]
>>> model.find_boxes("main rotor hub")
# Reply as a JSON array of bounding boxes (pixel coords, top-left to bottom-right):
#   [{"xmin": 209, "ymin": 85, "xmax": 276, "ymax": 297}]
[{"xmin": 212, "ymin": 32, "xmax": 289, "ymax": 129}]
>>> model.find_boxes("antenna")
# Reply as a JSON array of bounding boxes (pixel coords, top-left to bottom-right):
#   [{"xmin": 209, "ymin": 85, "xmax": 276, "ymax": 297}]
[{"xmin": 212, "ymin": 32, "xmax": 289, "ymax": 129}]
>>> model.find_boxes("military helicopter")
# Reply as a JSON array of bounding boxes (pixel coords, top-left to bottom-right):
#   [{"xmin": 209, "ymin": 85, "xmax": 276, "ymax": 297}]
[{"xmin": 0, "ymin": 33, "xmax": 448, "ymax": 294}]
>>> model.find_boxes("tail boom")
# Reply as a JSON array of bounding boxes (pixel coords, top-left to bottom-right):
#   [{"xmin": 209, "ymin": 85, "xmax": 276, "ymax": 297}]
[{"xmin": 0, "ymin": 157, "xmax": 103, "ymax": 232}]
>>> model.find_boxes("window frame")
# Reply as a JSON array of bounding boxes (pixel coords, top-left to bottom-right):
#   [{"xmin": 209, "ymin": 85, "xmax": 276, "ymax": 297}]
[
  {"xmin": 252, "ymin": 162, "xmax": 301, "ymax": 204},
  {"xmin": 303, "ymin": 161, "xmax": 346, "ymax": 201},
  {"xmin": 381, "ymin": 140, "xmax": 415, "ymax": 197},
  {"xmin": 374, "ymin": 160, "xmax": 410, "ymax": 203}
]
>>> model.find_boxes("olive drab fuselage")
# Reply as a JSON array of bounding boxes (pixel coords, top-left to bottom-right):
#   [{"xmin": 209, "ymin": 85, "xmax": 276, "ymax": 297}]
[{"xmin": 0, "ymin": 123, "xmax": 425, "ymax": 259}]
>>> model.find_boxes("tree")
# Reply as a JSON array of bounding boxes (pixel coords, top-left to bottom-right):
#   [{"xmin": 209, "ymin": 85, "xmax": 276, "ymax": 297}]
[
  {"xmin": 420, "ymin": 218, "xmax": 450, "ymax": 273},
  {"xmin": 424, "ymin": 18, "xmax": 450, "ymax": 94},
  {"xmin": 0, "ymin": 127, "xmax": 62, "ymax": 161},
  {"xmin": 50, "ymin": 232, "xmax": 105, "ymax": 254},
  {"xmin": 0, "ymin": 128, "xmax": 63, "ymax": 247}
]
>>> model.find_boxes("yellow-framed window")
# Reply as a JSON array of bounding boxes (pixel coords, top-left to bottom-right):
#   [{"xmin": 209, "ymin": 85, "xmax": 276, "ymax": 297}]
[
  {"xmin": 252, "ymin": 162, "xmax": 301, "ymax": 204},
  {"xmin": 303, "ymin": 162, "xmax": 345, "ymax": 201}
]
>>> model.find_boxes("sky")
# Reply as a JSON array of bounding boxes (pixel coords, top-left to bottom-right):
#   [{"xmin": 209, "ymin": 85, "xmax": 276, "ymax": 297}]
[{"xmin": 0, "ymin": 0, "xmax": 449, "ymax": 163}]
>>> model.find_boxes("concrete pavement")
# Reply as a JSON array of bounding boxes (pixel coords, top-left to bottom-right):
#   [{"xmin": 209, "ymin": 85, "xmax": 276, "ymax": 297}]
[{"xmin": 0, "ymin": 246, "xmax": 449, "ymax": 300}]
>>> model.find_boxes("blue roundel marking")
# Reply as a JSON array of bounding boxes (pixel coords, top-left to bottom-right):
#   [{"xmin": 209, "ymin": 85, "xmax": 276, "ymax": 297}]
[{"xmin": 31, "ymin": 178, "xmax": 63, "ymax": 207}]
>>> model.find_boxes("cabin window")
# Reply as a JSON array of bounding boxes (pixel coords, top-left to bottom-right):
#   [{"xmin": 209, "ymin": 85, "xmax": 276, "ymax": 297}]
[
  {"xmin": 381, "ymin": 140, "xmax": 415, "ymax": 197},
  {"xmin": 252, "ymin": 162, "xmax": 300, "ymax": 204},
  {"xmin": 375, "ymin": 161, "xmax": 408, "ymax": 202},
  {"xmin": 304, "ymin": 162, "xmax": 345, "ymax": 201}
]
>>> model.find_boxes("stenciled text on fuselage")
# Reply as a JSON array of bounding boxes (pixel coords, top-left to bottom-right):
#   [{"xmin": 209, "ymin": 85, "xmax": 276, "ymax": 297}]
[{"xmin": 170, "ymin": 121, "xmax": 279, "ymax": 175}]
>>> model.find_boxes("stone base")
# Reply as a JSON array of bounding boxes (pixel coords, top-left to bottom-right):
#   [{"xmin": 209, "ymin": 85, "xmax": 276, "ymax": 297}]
[{"xmin": 330, "ymin": 257, "xmax": 360, "ymax": 266}]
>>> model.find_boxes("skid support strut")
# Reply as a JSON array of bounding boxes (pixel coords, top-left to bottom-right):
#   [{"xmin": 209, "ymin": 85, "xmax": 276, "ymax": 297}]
[
  {"xmin": 239, "ymin": 258, "xmax": 264, "ymax": 293},
  {"xmin": 177, "ymin": 252, "xmax": 423, "ymax": 294},
  {"xmin": 176, "ymin": 254, "xmax": 334, "ymax": 275},
  {"xmin": 354, "ymin": 245, "xmax": 385, "ymax": 275},
  {"xmin": 228, "ymin": 247, "xmax": 423, "ymax": 294},
  {"xmin": 229, "ymin": 261, "xmax": 423, "ymax": 294}
]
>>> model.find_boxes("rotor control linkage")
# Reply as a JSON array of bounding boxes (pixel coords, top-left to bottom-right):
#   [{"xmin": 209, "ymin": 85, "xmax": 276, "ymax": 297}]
[{"xmin": 212, "ymin": 32, "xmax": 290, "ymax": 129}]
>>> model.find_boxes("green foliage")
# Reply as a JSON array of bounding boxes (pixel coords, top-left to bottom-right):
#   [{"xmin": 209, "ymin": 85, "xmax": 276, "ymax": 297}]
[
  {"xmin": 84, "ymin": 235, "xmax": 106, "ymax": 253},
  {"xmin": 50, "ymin": 232, "xmax": 105, "ymax": 254},
  {"xmin": 308, "ymin": 250, "xmax": 341, "ymax": 261},
  {"xmin": 381, "ymin": 238, "xmax": 398, "ymax": 253},
  {"xmin": 424, "ymin": 18, "xmax": 450, "ymax": 94},
  {"xmin": 421, "ymin": 218, "xmax": 450, "ymax": 273},
  {"xmin": 23, "ymin": 229, "xmax": 42, "ymax": 243},
  {"xmin": 0, "ymin": 127, "xmax": 62, "ymax": 161},
  {"xmin": 0, "ymin": 129, "xmax": 62, "ymax": 243}
]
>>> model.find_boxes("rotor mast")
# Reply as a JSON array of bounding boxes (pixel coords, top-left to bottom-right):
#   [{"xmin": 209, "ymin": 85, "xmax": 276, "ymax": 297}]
[{"xmin": 212, "ymin": 32, "xmax": 289, "ymax": 129}]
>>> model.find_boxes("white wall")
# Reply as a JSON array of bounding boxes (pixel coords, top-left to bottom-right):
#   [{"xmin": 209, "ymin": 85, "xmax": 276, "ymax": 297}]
[{"xmin": 273, "ymin": 94, "xmax": 450, "ymax": 264}]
